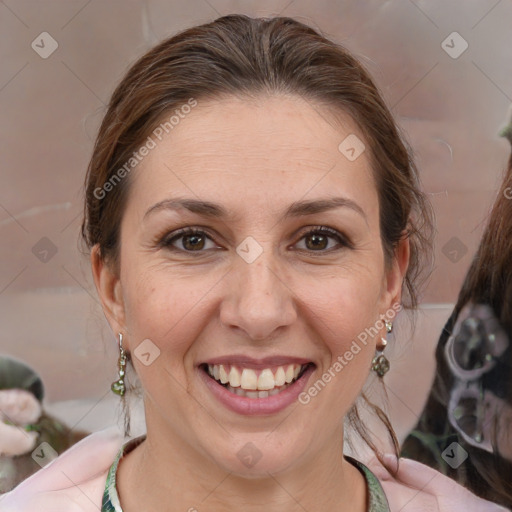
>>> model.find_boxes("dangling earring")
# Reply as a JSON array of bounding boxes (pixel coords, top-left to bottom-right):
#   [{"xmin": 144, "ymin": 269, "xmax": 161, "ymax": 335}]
[
  {"xmin": 111, "ymin": 332, "xmax": 128, "ymax": 396},
  {"xmin": 371, "ymin": 320, "xmax": 392, "ymax": 377}
]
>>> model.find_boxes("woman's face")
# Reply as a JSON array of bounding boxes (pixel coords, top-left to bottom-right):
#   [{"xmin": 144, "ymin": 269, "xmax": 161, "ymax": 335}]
[{"xmin": 93, "ymin": 94, "xmax": 408, "ymax": 476}]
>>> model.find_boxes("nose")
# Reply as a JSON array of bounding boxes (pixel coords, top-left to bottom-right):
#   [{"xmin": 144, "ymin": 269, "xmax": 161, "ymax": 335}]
[{"xmin": 219, "ymin": 253, "xmax": 297, "ymax": 342}]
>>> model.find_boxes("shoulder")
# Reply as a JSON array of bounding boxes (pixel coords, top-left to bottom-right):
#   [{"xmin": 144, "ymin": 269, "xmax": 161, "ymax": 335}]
[
  {"xmin": 365, "ymin": 454, "xmax": 510, "ymax": 512},
  {"xmin": 0, "ymin": 426, "xmax": 125, "ymax": 512}
]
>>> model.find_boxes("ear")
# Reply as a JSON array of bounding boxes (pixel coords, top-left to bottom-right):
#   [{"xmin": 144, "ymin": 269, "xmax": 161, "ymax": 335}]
[
  {"xmin": 90, "ymin": 244, "xmax": 126, "ymax": 336},
  {"xmin": 381, "ymin": 232, "xmax": 410, "ymax": 310}
]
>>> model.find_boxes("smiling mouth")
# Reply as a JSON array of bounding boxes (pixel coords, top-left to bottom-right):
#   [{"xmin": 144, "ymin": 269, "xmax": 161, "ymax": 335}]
[{"xmin": 200, "ymin": 362, "xmax": 314, "ymax": 398}]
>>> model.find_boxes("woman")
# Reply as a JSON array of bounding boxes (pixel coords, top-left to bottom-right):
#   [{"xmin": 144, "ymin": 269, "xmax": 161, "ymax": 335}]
[
  {"xmin": 0, "ymin": 14, "xmax": 507, "ymax": 512},
  {"xmin": 401, "ymin": 122, "xmax": 512, "ymax": 508}
]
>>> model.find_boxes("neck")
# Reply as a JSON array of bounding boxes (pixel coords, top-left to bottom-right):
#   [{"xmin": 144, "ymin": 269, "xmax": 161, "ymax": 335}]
[{"xmin": 117, "ymin": 416, "xmax": 367, "ymax": 512}]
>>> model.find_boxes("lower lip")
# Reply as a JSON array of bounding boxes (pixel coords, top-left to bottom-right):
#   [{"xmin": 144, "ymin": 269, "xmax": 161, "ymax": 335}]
[{"xmin": 198, "ymin": 364, "xmax": 316, "ymax": 416}]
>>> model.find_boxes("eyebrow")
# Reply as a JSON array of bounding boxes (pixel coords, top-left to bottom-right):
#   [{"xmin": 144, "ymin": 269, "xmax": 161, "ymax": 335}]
[{"xmin": 143, "ymin": 196, "xmax": 367, "ymax": 223}]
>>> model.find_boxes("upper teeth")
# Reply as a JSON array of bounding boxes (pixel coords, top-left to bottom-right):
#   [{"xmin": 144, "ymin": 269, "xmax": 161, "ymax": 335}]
[{"xmin": 207, "ymin": 364, "xmax": 304, "ymax": 391}]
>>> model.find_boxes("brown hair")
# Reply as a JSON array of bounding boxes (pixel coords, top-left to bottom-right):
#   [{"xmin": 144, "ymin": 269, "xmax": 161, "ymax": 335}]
[
  {"xmin": 402, "ymin": 151, "xmax": 512, "ymax": 507},
  {"xmin": 455, "ymin": 156, "xmax": 512, "ymax": 332},
  {"xmin": 81, "ymin": 14, "xmax": 434, "ymax": 467}
]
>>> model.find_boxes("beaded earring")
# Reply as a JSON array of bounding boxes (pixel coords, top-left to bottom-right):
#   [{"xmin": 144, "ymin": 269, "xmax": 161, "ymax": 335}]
[
  {"xmin": 111, "ymin": 332, "xmax": 127, "ymax": 396},
  {"xmin": 371, "ymin": 320, "xmax": 392, "ymax": 377}
]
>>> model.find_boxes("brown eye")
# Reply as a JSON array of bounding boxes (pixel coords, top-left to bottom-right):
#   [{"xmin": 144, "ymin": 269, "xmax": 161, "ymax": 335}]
[
  {"xmin": 182, "ymin": 233, "xmax": 206, "ymax": 251},
  {"xmin": 161, "ymin": 228, "xmax": 217, "ymax": 252},
  {"xmin": 159, "ymin": 226, "xmax": 351, "ymax": 255},
  {"xmin": 295, "ymin": 227, "xmax": 352, "ymax": 253},
  {"xmin": 305, "ymin": 232, "xmax": 329, "ymax": 250}
]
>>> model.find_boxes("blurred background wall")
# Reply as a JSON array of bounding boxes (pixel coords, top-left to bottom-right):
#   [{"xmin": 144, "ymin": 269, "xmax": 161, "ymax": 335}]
[{"xmin": 1, "ymin": 0, "xmax": 511, "ymax": 446}]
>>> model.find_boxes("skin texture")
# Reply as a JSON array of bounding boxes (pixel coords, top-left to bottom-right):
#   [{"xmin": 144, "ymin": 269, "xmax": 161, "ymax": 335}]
[{"xmin": 91, "ymin": 94, "xmax": 409, "ymax": 512}]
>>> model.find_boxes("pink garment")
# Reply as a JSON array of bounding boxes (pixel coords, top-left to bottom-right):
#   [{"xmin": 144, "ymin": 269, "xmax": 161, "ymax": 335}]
[
  {"xmin": 1, "ymin": 428, "xmax": 509, "ymax": 511},
  {"xmin": 366, "ymin": 454, "xmax": 510, "ymax": 512},
  {"xmin": 0, "ymin": 426, "xmax": 124, "ymax": 512}
]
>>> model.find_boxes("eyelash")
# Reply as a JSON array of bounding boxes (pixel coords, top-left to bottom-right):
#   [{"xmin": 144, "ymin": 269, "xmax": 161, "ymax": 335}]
[{"xmin": 158, "ymin": 226, "xmax": 353, "ymax": 255}]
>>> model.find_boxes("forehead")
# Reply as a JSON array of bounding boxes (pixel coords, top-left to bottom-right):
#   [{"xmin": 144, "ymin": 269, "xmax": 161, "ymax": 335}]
[
  {"xmin": 149, "ymin": 93, "xmax": 364, "ymax": 161},
  {"xmin": 129, "ymin": 94, "xmax": 377, "ymax": 215}
]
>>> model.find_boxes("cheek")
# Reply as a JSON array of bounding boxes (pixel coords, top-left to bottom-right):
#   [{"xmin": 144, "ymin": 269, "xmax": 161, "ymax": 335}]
[
  {"xmin": 120, "ymin": 258, "xmax": 229, "ymax": 377},
  {"xmin": 121, "ymin": 282, "xmax": 203, "ymax": 405},
  {"xmin": 302, "ymin": 262, "xmax": 384, "ymax": 342},
  {"xmin": 120, "ymin": 267, "xmax": 197, "ymax": 373},
  {"xmin": 303, "ymin": 267, "xmax": 385, "ymax": 385}
]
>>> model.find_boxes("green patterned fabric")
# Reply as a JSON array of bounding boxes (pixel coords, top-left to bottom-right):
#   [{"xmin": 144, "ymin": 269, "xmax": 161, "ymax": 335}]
[
  {"xmin": 101, "ymin": 437, "xmax": 390, "ymax": 512},
  {"xmin": 346, "ymin": 456, "xmax": 391, "ymax": 512},
  {"xmin": 101, "ymin": 436, "xmax": 144, "ymax": 512}
]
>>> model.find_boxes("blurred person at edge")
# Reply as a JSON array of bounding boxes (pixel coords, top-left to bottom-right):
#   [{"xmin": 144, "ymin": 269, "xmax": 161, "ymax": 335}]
[
  {"xmin": 400, "ymin": 114, "xmax": 512, "ymax": 509},
  {"xmin": 1, "ymin": 14, "xmax": 508, "ymax": 512}
]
